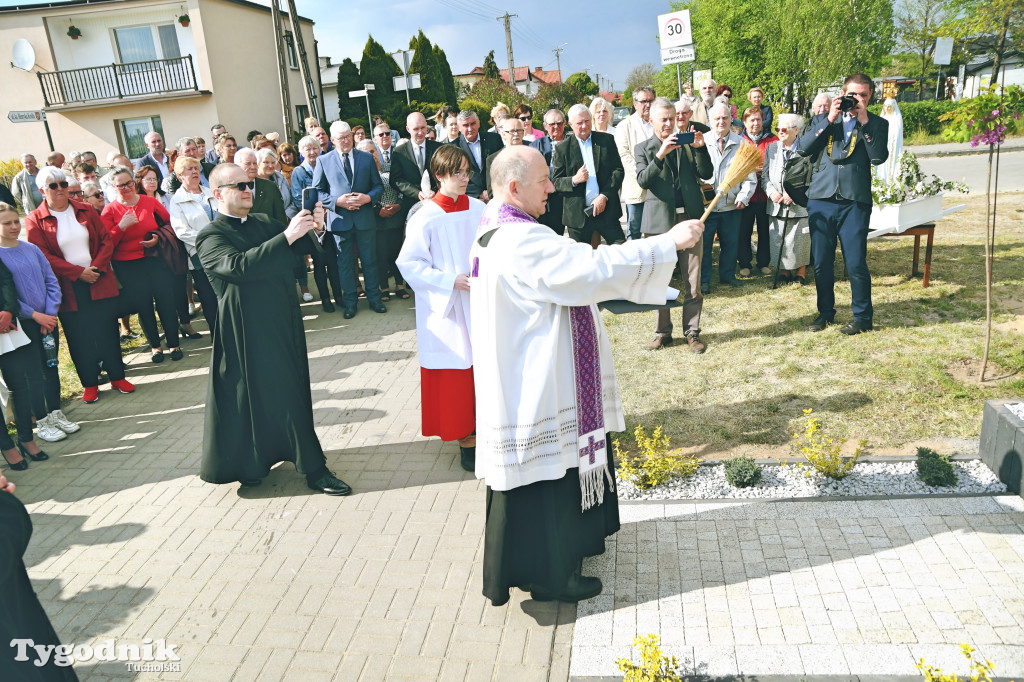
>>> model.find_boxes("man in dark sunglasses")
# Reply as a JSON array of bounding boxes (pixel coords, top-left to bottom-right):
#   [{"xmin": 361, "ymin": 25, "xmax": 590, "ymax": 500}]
[{"xmin": 196, "ymin": 163, "xmax": 351, "ymax": 497}]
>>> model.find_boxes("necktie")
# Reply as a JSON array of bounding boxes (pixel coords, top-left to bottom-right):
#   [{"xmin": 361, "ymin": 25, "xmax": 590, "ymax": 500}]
[
  {"xmin": 343, "ymin": 153, "xmax": 353, "ymax": 183},
  {"xmin": 202, "ymin": 199, "xmax": 214, "ymax": 221},
  {"xmin": 783, "ymin": 148, "xmax": 792, "ymax": 165},
  {"xmin": 718, "ymin": 137, "xmax": 725, "ymax": 154},
  {"xmin": 384, "ymin": 150, "xmax": 390, "ymax": 165},
  {"xmin": 416, "ymin": 146, "xmax": 424, "ymax": 173}
]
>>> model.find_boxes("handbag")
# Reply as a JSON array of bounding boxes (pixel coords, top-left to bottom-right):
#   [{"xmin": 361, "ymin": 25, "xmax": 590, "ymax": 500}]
[{"xmin": 782, "ymin": 152, "xmax": 815, "ymax": 208}]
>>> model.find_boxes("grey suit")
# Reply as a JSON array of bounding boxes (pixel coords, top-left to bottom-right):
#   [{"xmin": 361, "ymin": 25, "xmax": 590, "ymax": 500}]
[{"xmin": 636, "ymin": 136, "xmax": 713, "ymax": 340}]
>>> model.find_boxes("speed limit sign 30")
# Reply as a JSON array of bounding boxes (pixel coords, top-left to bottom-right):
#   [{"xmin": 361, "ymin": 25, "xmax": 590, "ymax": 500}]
[{"xmin": 658, "ymin": 10, "xmax": 693, "ymax": 48}]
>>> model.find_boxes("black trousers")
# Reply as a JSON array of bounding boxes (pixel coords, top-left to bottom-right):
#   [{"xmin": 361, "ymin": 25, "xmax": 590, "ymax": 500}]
[
  {"xmin": 112, "ymin": 258, "xmax": 180, "ymax": 350},
  {"xmin": 376, "ymin": 227, "xmax": 405, "ymax": 290},
  {"xmin": 567, "ymin": 214, "xmax": 625, "ymax": 246},
  {"xmin": 311, "ymin": 233, "xmax": 343, "ymax": 304},
  {"xmin": 19, "ymin": 317, "xmax": 62, "ymax": 414},
  {"xmin": 0, "ymin": 341, "xmax": 47, "ymax": 449},
  {"xmin": 59, "ymin": 282, "xmax": 125, "ymax": 387},
  {"xmin": 191, "ymin": 269, "xmax": 218, "ymax": 331},
  {"xmin": 175, "ymin": 272, "xmax": 191, "ymax": 326},
  {"xmin": 738, "ymin": 202, "xmax": 771, "ymax": 270}
]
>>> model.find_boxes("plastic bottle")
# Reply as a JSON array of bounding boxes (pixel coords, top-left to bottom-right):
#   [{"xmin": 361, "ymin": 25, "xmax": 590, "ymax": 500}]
[{"xmin": 42, "ymin": 332, "xmax": 58, "ymax": 367}]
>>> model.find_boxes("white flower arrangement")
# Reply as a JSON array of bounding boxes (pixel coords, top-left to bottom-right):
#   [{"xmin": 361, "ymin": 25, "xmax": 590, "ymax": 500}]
[{"xmin": 871, "ymin": 151, "xmax": 968, "ymax": 206}]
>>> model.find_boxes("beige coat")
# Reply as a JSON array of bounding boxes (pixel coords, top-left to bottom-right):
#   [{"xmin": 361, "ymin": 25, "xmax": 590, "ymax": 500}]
[{"xmin": 613, "ymin": 112, "xmax": 655, "ymax": 204}]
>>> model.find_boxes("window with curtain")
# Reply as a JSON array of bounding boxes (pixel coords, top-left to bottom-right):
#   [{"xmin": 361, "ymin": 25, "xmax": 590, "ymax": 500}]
[
  {"xmin": 115, "ymin": 26, "xmax": 158, "ymax": 63},
  {"xmin": 119, "ymin": 116, "xmax": 164, "ymax": 160}
]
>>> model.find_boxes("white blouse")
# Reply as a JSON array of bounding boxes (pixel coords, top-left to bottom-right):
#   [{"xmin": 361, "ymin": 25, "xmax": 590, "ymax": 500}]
[{"xmin": 53, "ymin": 205, "xmax": 92, "ymax": 268}]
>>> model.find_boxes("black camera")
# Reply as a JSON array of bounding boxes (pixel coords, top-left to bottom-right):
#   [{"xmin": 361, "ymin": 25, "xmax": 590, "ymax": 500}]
[{"xmin": 839, "ymin": 94, "xmax": 859, "ymax": 112}]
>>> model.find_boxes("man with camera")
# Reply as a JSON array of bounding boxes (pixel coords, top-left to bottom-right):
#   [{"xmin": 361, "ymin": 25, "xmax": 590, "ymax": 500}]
[
  {"xmin": 798, "ymin": 73, "xmax": 888, "ymax": 335},
  {"xmin": 635, "ymin": 97, "xmax": 712, "ymax": 352}
]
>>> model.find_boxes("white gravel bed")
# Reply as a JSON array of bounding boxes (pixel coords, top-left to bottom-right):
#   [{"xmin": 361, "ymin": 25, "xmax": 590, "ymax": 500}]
[
  {"xmin": 617, "ymin": 459, "xmax": 1008, "ymax": 501},
  {"xmin": 1007, "ymin": 402, "xmax": 1024, "ymax": 421}
]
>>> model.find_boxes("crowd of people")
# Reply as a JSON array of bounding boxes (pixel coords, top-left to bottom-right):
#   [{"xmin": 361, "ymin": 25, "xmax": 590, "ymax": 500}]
[{"xmin": 0, "ymin": 73, "xmax": 885, "ymax": 619}]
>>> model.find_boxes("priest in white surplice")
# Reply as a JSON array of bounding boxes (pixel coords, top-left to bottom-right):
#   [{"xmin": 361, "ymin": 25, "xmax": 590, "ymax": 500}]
[
  {"xmin": 396, "ymin": 146, "xmax": 486, "ymax": 473},
  {"xmin": 471, "ymin": 146, "xmax": 704, "ymax": 606}
]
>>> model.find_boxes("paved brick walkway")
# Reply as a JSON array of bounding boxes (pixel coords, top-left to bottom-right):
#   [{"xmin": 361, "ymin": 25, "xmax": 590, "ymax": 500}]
[
  {"xmin": 10, "ymin": 295, "xmax": 1024, "ymax": 681},
  {"xmin": 573, "ymin": 496, "xmax": 1024, "ymax": 679},
  {"xmin": 14, "ymin": 298, "xmax": 575, "ymax": 681}
]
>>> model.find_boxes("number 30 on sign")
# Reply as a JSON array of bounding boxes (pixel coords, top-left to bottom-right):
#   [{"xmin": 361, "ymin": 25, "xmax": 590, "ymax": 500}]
[{"xmin": 658, "ymin": 10, "xmax": 693, "ymax": 48}]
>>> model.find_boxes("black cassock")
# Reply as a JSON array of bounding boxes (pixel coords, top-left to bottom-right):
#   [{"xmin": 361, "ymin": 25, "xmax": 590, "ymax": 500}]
[
  {"xmin": 0, "ymin": 492, "xmax": 79, "ymax": 681},
  {"xmin": 196, "ymin": 213, "xmax": 325, "ymax": 483}
]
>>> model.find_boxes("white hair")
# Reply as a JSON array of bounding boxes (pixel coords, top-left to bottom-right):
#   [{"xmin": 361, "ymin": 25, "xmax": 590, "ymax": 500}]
[
  {"xmin": 457, "ymin": 110, "xmax": 479, "ymax": 123},
  {"xmin": 255, "ymin": 147, "xmax": 278, "ymax": 164},
  {"xmin": 699, "ymin": 78, "xmax": 717, "ymax": 89},
  {"xmin": 709, "ymin": 103, "xmax": 732, "ymax": 118},
  {"xmin": 777, "ymin": 113, "xmax": 803, "ymax": 131},
  {"xmin": 234, "ymin": 147, "xmax": 257, "ymax": 163},
  {"xmin": 81, "ymin": 181, "xmax": 102, "ymax": 195},
  {"xmin": 567, "ymin": 103, "xmax": 591, "ymax": 122},
  {"xmin": 812, "ymin": 93, "xmax": 831, "ymax": 107},
  {"xmin": 297, "ymin": 135, "xmax": 319, "ymax": 152},
  {"xmin": 355, "ymin": 140, "xmax": 376, "ymax": 153},
  {"xmin": 66, "ymin": 177, "xmax": 81, "ymax": 189},
  {"xmin": 675, "ymin": 99, "xmax": 692, "ymax": 113},
  {"xmin": 589, "ymin": 97, "xmax": 613, "ymax": 116},
  {"xmin": 651, "ymin": 97, "xmax": 675, "ymax": 115},
  {"xmin": 329, "ymin": 121, "xmax": 352, "ymax": 136},
  {"xmin": 35, "ymin": 165, "xmax": 66, "ymax": 190}
]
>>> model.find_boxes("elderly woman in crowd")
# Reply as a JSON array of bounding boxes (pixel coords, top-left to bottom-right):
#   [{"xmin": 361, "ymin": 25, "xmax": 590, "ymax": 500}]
[
  {"xmin": 762, "ymin": 113, "xmax": 811, "ymax": 284},
  {"xmin": 359, "ymin": 133, "xmax": 406, "ymax": 302},
  {"xmin": 214, "ymin": 133, "xmax": 238, "ymax": 164},
  {"xmin": 257, "ymin": 148, "xmax": 295, "ymax": 218},
  {"xmin": 135, "ymin": 165, "xmax": 169, "ymax": 210},
  {"xmin": 102, "ymin": 166, "xmax": 184, "ymax": 363},
  {"xmin": 81, "ymin": 181, "xmax": 105, "ymax": 213},
  {"xmin": 589, "ymin": 97, "xmax": 615, "ymax": 134},
  {"xmin": 0, "ymin": 253, "xmax": 51, "ymax": 470},
  {"xmin": 278, "ymin": 143, "xmax": 298, "ymax": 182},
  {"xmin": 21, "ymin": 170, "xmax": 132, "ymax": 408},
  {"xmin": 0, "ymin": 201, "xmax": 72, "ymax": 453},
  {"xmin": 396, "ymin": 145, "xmax": 485, "ymax": 472},
  {"xmin": 168, "ymin": 156, "xmax": 219, "ymax": 331},
  {"xmin": 513, "ymin": 104, "xmax": 544, "ymax": 142},
  {"xmin": 488, "ymin": 102, "xmax": 510, "ymax": 133}
]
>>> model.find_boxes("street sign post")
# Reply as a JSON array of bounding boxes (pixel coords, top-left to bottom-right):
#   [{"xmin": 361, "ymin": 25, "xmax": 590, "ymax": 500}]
[
  {"xmin": 658, "ymin": 10, "xmax": 695, "ymax": 97},
  {"xmin": 7, "ymin": 110, "xmax": 45, "ymax": 123},
  {"xmin": 349, "ymin": 85, "xmax": 375, "ymax": 132},
  {"xmin": 7, "ymin": 109, "xmax": 53, "ymax": 151},
  {"xmin": 391, "ymin": 50, "xmax": 421, "ymax": 106}
]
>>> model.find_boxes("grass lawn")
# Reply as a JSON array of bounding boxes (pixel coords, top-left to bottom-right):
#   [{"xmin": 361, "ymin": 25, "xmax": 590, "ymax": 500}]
[{"xmin": 605, "ymin": 193, "xmax": 1024, "ymax": 459}]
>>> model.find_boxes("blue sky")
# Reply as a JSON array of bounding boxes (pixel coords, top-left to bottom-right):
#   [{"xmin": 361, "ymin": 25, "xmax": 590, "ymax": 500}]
[{"xmin": 1, "ymin": 0, "xmax": 671, "ymax": 89}]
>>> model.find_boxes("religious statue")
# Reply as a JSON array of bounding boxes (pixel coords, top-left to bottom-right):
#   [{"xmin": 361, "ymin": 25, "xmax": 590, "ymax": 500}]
[{"xmin": 875, "ymin": 98, "xmax": 904, "ymax": 186}]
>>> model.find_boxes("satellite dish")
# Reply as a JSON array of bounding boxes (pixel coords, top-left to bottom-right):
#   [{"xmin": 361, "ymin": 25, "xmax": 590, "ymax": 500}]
[{"xmin": 12, "ymin": 39, "xmax": 36, "ymax": 71}]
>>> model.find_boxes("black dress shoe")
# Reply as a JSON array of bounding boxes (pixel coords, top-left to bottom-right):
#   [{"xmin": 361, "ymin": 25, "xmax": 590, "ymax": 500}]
[
  {"xmin": 2, "ymin": 450, "xmax": 28, "ymax": 470},
  {"xmin": 169, "ymin": 349, "xmax": 184, "ymax": 361},
  {"xmin": 342, "ymin": 306, "xmax": 357, "ymax": 319},
  {"xmin": 17, "ymin": 443, "xmax": 48, "ymax": 461},
  {"xmin": 307, "ymin": 471, "xmax": 352, "ymax": 496},
  {"xmin": 700, "ymin": 283, "xmax": 711, "ymax": 295},
  {"xmin": 531, "ymin": 573, "xmax": 603, "ymax": 602},
  {"xmin": 370, "ymin": 301, "xmax": 387, "ymax": 314},
  {"xmin": 460, "ymin": 446, "xmax": 475, "ymax": 472},
  {"xmin": 808, "ymin": 315, "xmax": 834, "ymax": 332},
  {"xmin": 239, "ymin": 478, "xmax": 262, "ymax": 487},
  {"xmin": 322, "ymin": 300, "xmax": 336, "ymax": 313},
  {"xmin": 839, "ymin": 320, "xmax": 873, "ymax": 335}
]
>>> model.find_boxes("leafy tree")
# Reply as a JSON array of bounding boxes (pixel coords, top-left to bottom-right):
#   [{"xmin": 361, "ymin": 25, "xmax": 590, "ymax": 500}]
[
  {"xmin": 335, "ymin": 57, "xmax": 364, "ymax": 121},
  {"xmin": 482, "ymin": 50, "xmax": 501, "ymax": 80},
  {"xmin": 945, "ymin": 0, "xmax": 1023, "ymax": 85},
  {"xmin": 895, "ymin": 0, "xmax": 949, "ymax": 97},
  {"xmin": 433, "ymin": 44, "xmax": 457, "ymax": 106},
  {"xmin": 624, "ymin": 63, "xmax": 659, "ymax": 97},
  {"xmin": 534, "ymin": 81, "xmax": 589, "ymax": 113},
  {"xmin": 359, "ymin": 35, "xmax": 401, "ymax": 112},
  {"xmin": 466, "ymin": 78, "xmax": 526, "ymax": 116},
  {"xmin": 408, "ymin": 30, "xmax": 444, "ymax": 103},
  {"xmin": 565, "ymin": 72, "xmax": 599, "ymax": 97}
]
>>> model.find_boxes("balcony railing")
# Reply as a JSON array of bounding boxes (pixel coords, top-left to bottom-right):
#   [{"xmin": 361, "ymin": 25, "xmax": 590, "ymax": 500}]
[{"xmin": 38, "ymin": 55, "xmax": 199, "ymax": 107}]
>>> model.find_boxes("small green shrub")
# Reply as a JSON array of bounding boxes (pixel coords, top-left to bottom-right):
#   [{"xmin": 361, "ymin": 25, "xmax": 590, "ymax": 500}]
[
  {"xmin": 792, "ymin": 409, "xmax": 865, "ymax": 480},
  {"xmin": 916, "ymin": 446, "xmax": 958, "ymax": 487},
  {"xmin": 866, "ymin": 100, "xmax": 957, "ymax": 136},
  {"xmin": 917, "ymin": 643, "xmax": 998, "ymax": 682},
  {"xmin": 617, "ymin": 634, "xmax": 684, "ymax": 682},
  {"xmin": 723, "ymin": 456, "xmax": 762, "ymax": 488},
  {"xmin": 615, "ymin": 425, "xmax": 699, "ymax": 490}
]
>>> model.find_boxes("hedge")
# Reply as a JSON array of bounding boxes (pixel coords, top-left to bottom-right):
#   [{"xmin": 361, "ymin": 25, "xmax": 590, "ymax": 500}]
[{"xmin": 866, "ymin": 100, "xmax": 957, "ymax": 136}]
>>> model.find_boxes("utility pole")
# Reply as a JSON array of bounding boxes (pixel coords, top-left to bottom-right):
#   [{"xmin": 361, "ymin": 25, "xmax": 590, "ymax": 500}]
[
  {"xmin": 269, "ymin": 0, "xmax": 293, "ymax": 135},
  {"xmin": 497, "ymin": 12, "xmax": 518, "ymax": 90},
  {"xmin": 552, "ymin": 43, "xmax": 567, "ymax": 83},
  {"xmin": 596, "ymin": 73, "xmax": 601, "ymax": 93}
]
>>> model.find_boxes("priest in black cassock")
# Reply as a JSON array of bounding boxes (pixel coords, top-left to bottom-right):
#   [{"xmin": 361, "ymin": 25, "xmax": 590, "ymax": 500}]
[{"xmin": 196, "ymin": 164, "xmax": 350, "ymax": 495}]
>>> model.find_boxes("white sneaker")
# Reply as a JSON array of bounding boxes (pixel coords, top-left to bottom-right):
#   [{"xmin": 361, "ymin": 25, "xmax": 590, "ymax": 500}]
[
  {"xmin": 301, "ymin": 292, "xmax": 314, "ymax": 302},
  {"xmin": 49, "ymin": 409, "xmax": 80, "ymax": 434},
  {"xmin": 760, "ymin": 266, "xmax": 772, "ymax": 275},
  {"xmin": 739, "ymin": 268, "xmax": 751, "ymax": 277},
  {"xmin": 36, "ymin": 415, "xmax": 67, "ymax": 442}
]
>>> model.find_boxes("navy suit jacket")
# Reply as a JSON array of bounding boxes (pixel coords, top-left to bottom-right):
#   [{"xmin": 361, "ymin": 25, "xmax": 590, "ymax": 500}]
[
  {"xmin": 449, "ymin": 132, "xmax": 502, "ymax": 198},
  {"xmin": 134, "ymin": 153, "xmax": 168, "ymax": 184},
  {"xmin": 530, "ymin": 137, "xmax": 555, "ymax": 169},
  {"xmin": 798, "ymin": 112, "xmax": 888, "ymax": 205},
  {"xmin": 312, "ymin": 149, "xmax": 383, "ymax": 232}
]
